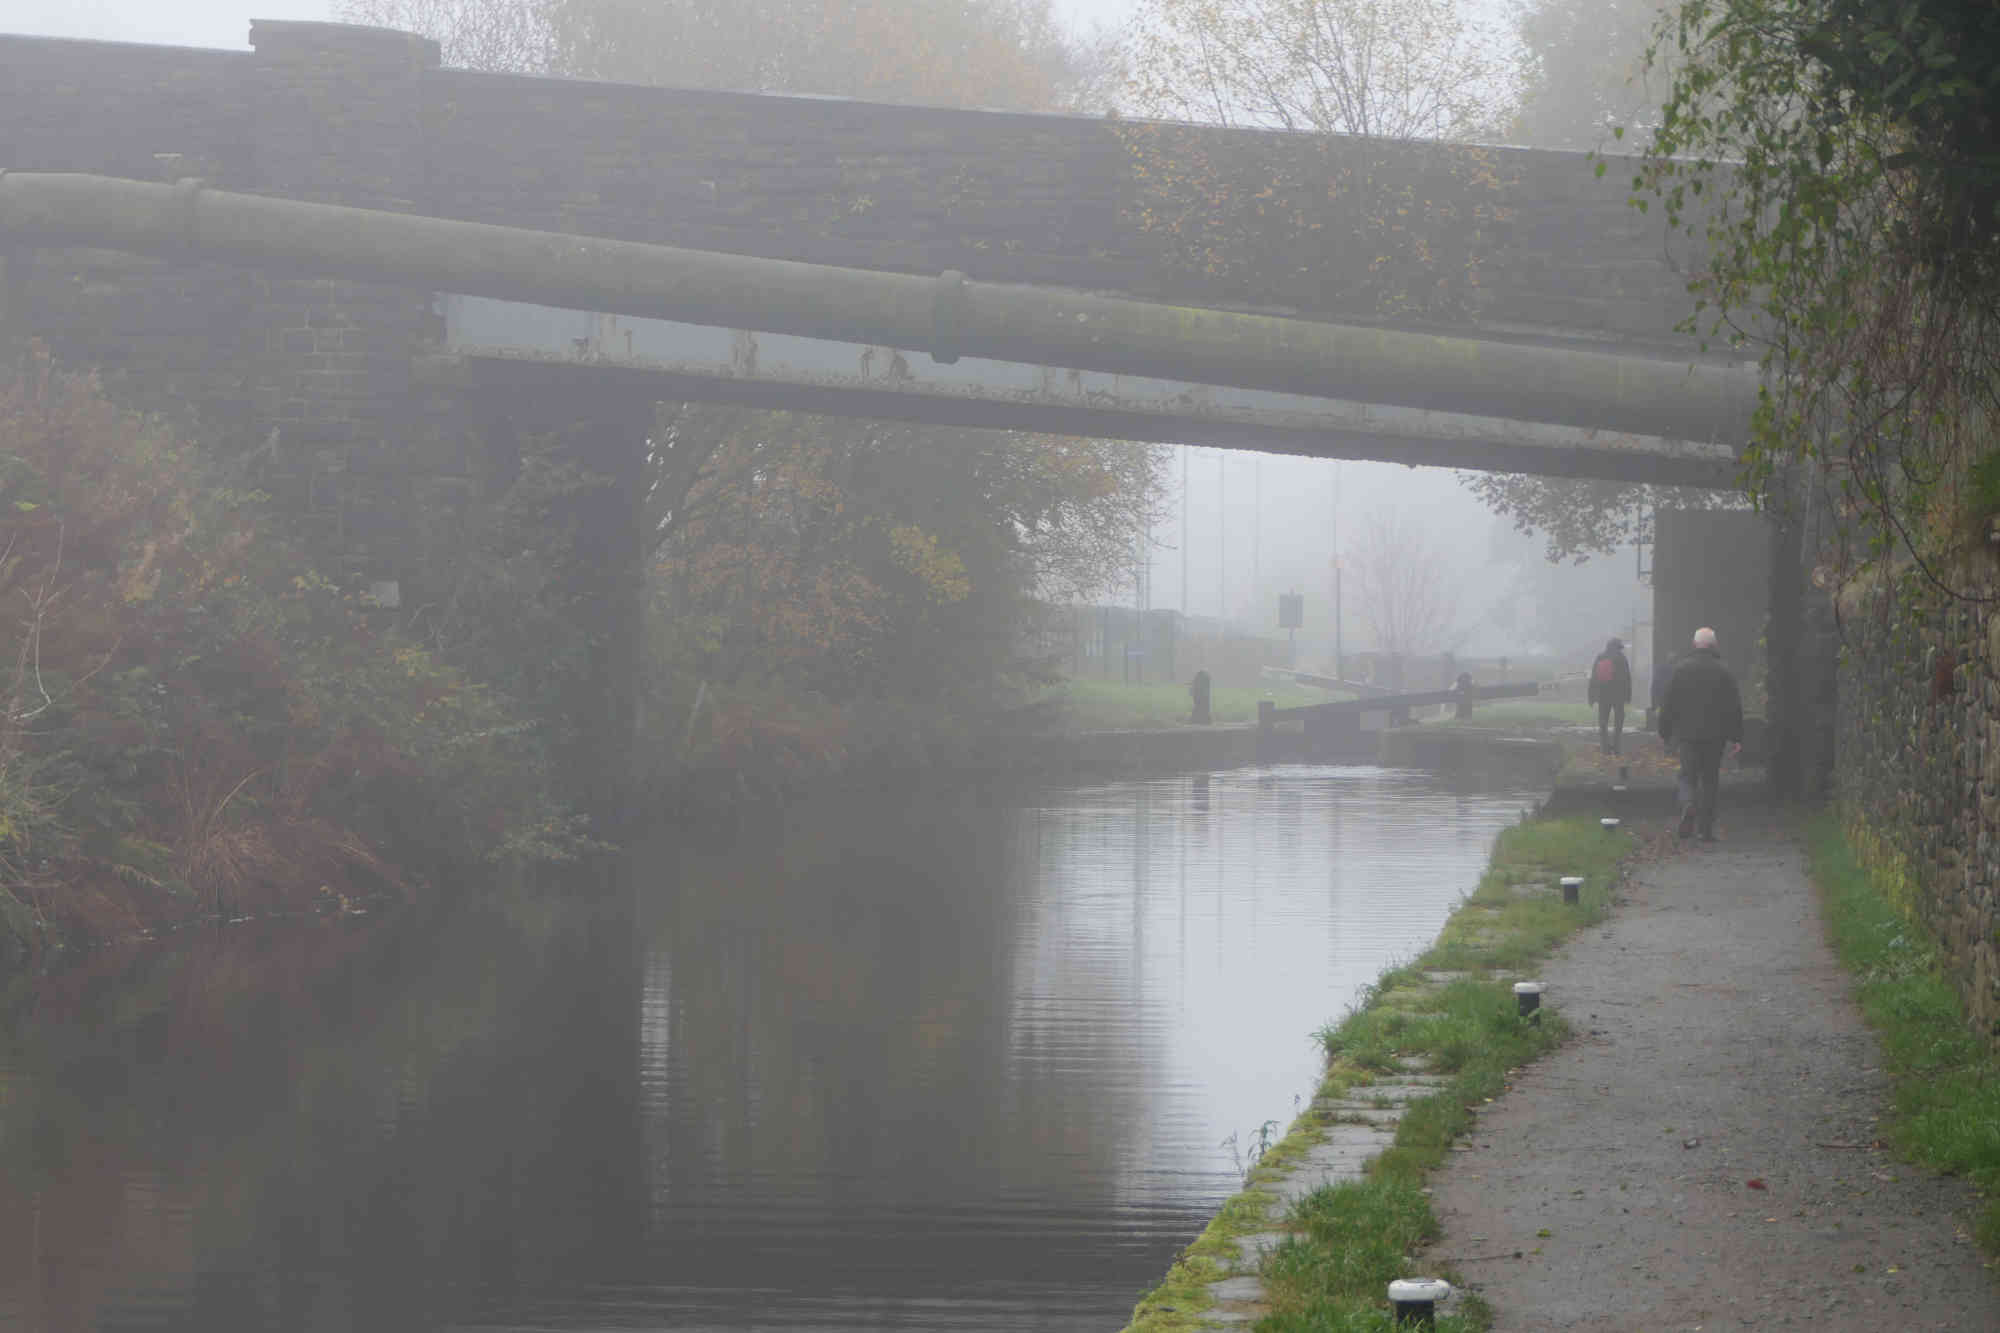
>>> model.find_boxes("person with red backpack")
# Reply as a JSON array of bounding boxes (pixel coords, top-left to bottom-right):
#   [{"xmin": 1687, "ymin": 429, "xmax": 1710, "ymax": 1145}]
[{"xmin": 1587, "ymin": 636, "xmax": 1633, "ymax": 754}]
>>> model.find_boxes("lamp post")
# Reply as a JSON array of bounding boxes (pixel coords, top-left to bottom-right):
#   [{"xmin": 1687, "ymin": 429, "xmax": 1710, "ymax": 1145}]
[{"xmin": 1333, "ymin": 555, "xmax": 1345, "ymax": 681}]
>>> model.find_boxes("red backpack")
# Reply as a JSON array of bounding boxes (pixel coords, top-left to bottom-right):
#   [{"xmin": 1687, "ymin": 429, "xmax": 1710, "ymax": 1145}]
[{"xmin": 1594, "ymin": 656, "xmax": 1617, "ymax": 684}]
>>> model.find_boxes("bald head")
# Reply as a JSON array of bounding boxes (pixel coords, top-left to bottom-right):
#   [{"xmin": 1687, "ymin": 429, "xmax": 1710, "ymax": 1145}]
[{"xmin": 1693, "ymin": 627, "xmax": 1718, "ymax": 650}]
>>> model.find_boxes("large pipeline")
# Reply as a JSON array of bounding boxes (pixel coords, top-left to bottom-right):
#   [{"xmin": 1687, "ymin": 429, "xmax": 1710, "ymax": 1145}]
[{"xmin": 0, "ymin": 171, "xmax": 1758, "ymax": 449}]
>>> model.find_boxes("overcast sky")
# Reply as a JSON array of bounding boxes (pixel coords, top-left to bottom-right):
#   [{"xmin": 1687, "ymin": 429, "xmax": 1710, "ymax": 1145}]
[{"xmin": 7, "ymin": 1, "xmax": 1142, "ymax": 49}]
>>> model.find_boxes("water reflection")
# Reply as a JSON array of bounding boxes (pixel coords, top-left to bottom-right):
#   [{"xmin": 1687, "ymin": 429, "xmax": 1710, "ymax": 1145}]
[{"xmin": 0, "ymin": 766, "xmax": 1537, "ymax": 1330}]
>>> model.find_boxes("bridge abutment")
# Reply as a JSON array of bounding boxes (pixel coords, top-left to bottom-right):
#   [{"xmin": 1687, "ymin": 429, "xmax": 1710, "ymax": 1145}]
[
  {"xmin": 551, "ymin": 413, "xmax": 649, "ymax": 829},
  {"xmin": 1651, "ymin": 505, "xmax": 1774, "ymax": 717},
  {"xmin": 242, "ymin": 20, "xmax": 451, "ymax": 586}
]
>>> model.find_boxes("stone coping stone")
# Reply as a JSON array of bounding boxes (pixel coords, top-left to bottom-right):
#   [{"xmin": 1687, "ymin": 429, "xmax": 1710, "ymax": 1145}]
[
  {"xmin": 1332, "ymin": 1079, "xmax": 1449, "ymax": 1103},
  {"xmin": 1312, "ymin": 1096, "xmax": 1408, "ymax": 1120},
  {"xmin": 1234, "ymin": 1231, "xmax": 1294, "ymax": 1263},
  {"xmin": 1269, "ymin": 1126, "xmax": 1395, "ymax": 1205},
  {"xmin": 1206, "ymin": 1275, "xmax": 1264, "ymax": 1303}
]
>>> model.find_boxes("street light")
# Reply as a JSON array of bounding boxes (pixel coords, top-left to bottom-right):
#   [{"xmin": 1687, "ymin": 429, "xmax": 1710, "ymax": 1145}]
[{"xmin": 1331, "ymin": 554, "xmax": 1345, "ymax": 682}]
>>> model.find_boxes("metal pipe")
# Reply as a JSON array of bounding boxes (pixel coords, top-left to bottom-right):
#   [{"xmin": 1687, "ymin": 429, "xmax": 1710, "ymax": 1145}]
[{"xmin": 0, "ymin": 171, "xmax": 1759, "ymax": 446}]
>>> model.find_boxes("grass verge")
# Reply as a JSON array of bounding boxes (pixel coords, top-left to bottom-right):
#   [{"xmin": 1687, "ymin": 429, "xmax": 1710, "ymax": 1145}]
[
  {"xmin": 1122, "ymin": 817, "xmax": 1630, "ymax": 1331},
  {"xmin": 1427, "ymin": 698, "xmax": 1598, "ymax": 729},
  {"xmin": 1049, "ymin": 680, "xmax": 1334, "ymax": 731},
  {"xmin": 1806, "ymin": 812, "xmax": 2000, "ymax": 1251}
]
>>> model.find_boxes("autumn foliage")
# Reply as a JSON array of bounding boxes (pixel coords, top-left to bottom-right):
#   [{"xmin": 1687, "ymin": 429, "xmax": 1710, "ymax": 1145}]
[
  {"xmin": 648, "ymin": 409, "xmax": 1165, "ymax": 784},
  {"xmin": 0, "ymin": 352, "xmax": 577, "ymax": 952}
]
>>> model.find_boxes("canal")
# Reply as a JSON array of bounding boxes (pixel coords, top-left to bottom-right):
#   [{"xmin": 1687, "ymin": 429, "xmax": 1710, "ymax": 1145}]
[{"xmin": 0, "ymin": 764, "xmax": 1541, "ymax": 1330}]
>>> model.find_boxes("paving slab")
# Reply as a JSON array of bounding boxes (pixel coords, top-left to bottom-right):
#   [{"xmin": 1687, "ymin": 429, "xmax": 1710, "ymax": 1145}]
[
  {"xmin": 1232, "ymin": 1231, "xmax": 1293, "ymax": 1264},
  {"xmin": 1205, "ymin": 1276, "xmax": 1263, "ymax": 1302}
]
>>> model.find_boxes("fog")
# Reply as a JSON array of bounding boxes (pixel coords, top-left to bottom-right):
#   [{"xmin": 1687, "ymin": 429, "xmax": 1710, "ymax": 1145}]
[
  {"xmin": 7, "ymin": 0, "xmax": 1141, "ymax": 50},
  {"xmin": 1140, "ymin": 451, "xmax": 1652, "ymax": 669},
  {"xmin": 4, "ymin": 0, "xmax": 1655, "ymax": 680}
]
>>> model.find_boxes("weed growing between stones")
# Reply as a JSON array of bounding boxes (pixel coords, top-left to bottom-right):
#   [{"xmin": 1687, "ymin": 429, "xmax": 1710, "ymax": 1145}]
[{"xmin": 1121, "ymin": 816, "xmax": 1625, "ymax": 1331}]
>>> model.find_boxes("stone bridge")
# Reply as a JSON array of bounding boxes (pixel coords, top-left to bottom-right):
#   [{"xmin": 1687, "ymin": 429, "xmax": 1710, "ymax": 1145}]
[{"xmin": 0, "ymin": 17, "xmax": 1801, "ymax": 802}]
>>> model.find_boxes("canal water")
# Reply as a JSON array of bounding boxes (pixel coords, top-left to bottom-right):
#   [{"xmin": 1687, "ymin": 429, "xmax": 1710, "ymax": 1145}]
[{"xmin": 0, "ymin": 765, "xmax": 1540, "ymax": 1331}]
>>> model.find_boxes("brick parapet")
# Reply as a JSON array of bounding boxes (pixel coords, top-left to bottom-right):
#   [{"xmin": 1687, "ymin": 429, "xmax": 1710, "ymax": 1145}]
[{"xmin": 0, "ymin": 24, "xmax": 1708, "ymax": 354}]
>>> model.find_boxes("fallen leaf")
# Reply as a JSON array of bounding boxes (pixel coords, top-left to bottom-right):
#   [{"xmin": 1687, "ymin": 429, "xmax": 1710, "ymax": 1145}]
[{"xmin": 1746, "ymin": 1179, "xmax": 1767, "ymax": 1190}]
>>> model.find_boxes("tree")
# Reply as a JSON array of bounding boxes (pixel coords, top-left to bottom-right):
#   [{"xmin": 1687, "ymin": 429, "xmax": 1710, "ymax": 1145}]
[
  {"xmin": 656, "ymin": 415, "xmax": 1166, "ymax": 700},
  {"xmin": 1347, "ymin": 508, "xmax": 1462, "ymax": 657},
  {"xmin": 344, "ymin": 0, "xmax": 1167, "ymax": 779},
  {"xmin": 1460, "ymin": 473, "xmax": 1739, "ymax": 563},
  {"xmin": 555, "ymin": 0, "xmax": 1090, "ymax": 109},
  {"xmin": 1483, "ymin": 520, "xmax": 1651, "ymax": 661},
  {"xmin": 1511, "ymin": 0, "xmax": 1674, "ymax": 152},
  {"xmin": 341, "ymin": 0, "xmax": 1094, "ymax": 108},
  {"xmin": 1124, "ymin": 0, "xmax": 1519, "ymax": 139},
  {"xmin": 1453, "ymin": 1, "xmax": 1705, "ymax": 561},
  {"xmin": 337, "ymin": 0, "xmax": 557, "ymax": 71},
  {"xmin": 1635, "ymin": 0, "xmax": 2000, "ymax": 597}
]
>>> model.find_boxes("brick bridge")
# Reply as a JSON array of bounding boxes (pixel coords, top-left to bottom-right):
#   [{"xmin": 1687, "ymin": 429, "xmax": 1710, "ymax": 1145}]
[{"xmin": 0, "ymin": 18, "xmax": 1800, "ymax": 800}]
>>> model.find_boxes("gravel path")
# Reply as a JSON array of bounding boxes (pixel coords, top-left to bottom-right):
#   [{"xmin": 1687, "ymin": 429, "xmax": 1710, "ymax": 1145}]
[{"xmin": 1426, "ymin": 810, "xmax": 2000, "ymax": 1330}]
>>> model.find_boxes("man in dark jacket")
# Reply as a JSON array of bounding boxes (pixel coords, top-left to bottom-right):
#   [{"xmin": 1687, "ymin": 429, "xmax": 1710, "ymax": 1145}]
[
  {"xmin": 1657, "ymin": 626, "xmax": 1744, "ymax": 841},
  {"xmin": 1586, "ymin": 636, "xmax": 1633, "ymax": 754}
]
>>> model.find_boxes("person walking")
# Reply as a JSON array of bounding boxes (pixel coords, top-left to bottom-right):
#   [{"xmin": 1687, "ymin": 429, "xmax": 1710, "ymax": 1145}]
[
  {"xmin": 1587, "ymin": 636, "xmax": 1633, "ymax": 754},
  {"xmin": 1656, "ymin": 626, "xmax": 1743, "ymax": 841}
]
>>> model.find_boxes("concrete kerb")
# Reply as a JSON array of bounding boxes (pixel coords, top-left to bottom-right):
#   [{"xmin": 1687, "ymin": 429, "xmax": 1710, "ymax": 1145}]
[
  {"xmin": 1185, "ymin": 1003, "xmax": 1504, "ymax": 1323},
  {"xmin": 1190, "ymin": 1036, "xmax": 1474, "ymax": 1323}
]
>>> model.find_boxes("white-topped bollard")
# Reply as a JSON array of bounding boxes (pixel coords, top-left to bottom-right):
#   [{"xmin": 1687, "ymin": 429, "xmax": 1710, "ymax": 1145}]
[
  {"xmin": 1559, "ymin": 875, "xmax": 1584, "ymax": 905},
  {"xmin": 1388, "ymin": 1277, "xmax": 1452, "ymax": 1327},
  {"xmin": 1513, "ymin": 980, "xmax": 1544, "ymax": 1021},
  {"xmin": 1611, "ymin": 783, "xmax": 1628, "ymax": 794},
  {"xmin": 1600, "ymin": 817, "xmax": 1621, "ymax": 830}
]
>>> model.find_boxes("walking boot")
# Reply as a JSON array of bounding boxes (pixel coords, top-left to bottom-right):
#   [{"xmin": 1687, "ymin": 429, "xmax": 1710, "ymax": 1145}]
[{"xmin": 1677, "ymin": 805, "xmax": 1697, "ymax": 839}]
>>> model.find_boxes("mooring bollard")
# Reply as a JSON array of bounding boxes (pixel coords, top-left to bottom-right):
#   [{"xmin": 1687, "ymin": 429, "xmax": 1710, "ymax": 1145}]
[
  {"xmin": 1388, "ymin": 1277, "xmax": 1452, "ymax": 1327},
  {"xmin": 1513, "ymin": 980, "xmax": 1544, "ymax": 1021},
  {"xmin": 1559, "ymin": 875, "xmax": 1583, "ymax": 905},
  {"xmin": 1600, "ymin": 816, "xmax": 1621, "ymax": 830}
]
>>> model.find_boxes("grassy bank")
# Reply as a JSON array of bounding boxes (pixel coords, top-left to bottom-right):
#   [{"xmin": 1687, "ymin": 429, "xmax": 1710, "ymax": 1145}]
[
  {"xmin": 1124, "ymin": 817, "xmax": 1630, "ymax": 1331},
  {"xmin": 1806, "ymin": 813, "xmax": 2000, "ymax": 1250},
  {"xmin": 1046, "ymin": 680, "xmax": 1332, "ymax": 731},
  {"xmin": 1428, "ymin": 698, "xmax": 1597, "ymax": 729}
]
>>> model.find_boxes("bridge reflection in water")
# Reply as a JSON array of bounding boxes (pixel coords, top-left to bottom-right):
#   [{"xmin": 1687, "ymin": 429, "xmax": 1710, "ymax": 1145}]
[{"xmin": 0, "ymin": 766, "xmax": 1539, "ymax": 1330}]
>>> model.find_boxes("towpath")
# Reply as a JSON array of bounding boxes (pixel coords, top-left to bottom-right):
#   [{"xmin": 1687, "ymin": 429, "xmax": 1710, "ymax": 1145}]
[{"xmin": 1425, "ymin": 808, "xmax": 2000, "ymax": 1329}]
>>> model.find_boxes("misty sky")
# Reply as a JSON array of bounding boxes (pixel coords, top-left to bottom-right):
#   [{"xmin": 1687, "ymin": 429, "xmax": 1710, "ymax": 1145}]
[
  {"xmin": 8, "ymin": 1, "xmax": 1142, "ymax": 48},
  {"xmin": 3, "ymin": 0, "xmax": 1650, "ymax": 662}
]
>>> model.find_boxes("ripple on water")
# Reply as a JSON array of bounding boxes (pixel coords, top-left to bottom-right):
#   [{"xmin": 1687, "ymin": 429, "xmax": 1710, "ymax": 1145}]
[{"xmin": 0, "ymin": 764, "xmax": 1538, "ymax": 1331}]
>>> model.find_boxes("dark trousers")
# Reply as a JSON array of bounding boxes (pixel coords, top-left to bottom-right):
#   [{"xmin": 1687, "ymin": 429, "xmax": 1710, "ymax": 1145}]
[
  {"xmin": 1597, "ymin": 700, "xmax": 1625, "ymax": 753},
  {"xmin": 1679, "ymin": 738, "xmax": 1727, "ymax": 835}
]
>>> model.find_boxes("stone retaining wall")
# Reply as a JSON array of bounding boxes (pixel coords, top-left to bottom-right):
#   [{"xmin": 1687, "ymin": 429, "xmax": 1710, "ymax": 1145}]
[{"xmin": 1834, "ymin": 564, "xmax": 2000, "ymax": 1039}]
